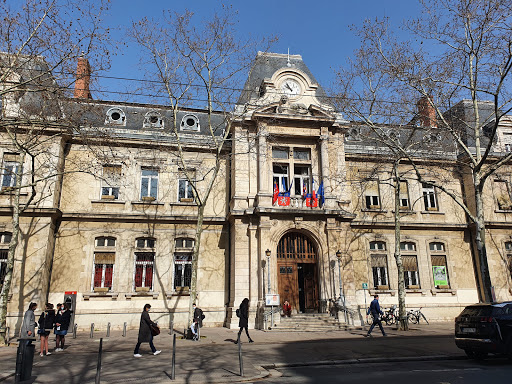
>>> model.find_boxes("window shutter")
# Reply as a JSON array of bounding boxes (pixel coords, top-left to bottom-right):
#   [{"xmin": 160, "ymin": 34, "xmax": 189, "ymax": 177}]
[
  {"xmin": 94, "ymin": 252, "xmax": 115, "ymax": 264},
  {"xmin": 431, "ymin": 255, "xmax": 447, "ymax": 267},
  {"xmin": 402, "ymin": 255, "xmax": 418, "ymax": 271},
  {"xmin": 371, "ymin": 255, "xmax": 387, "ymax": 267}
]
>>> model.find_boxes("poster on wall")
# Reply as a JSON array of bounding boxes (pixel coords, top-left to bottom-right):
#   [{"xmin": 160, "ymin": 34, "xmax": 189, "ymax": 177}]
[{"xmin": 432, "ymin": 266, "xmax": 448, "ymax": 287}]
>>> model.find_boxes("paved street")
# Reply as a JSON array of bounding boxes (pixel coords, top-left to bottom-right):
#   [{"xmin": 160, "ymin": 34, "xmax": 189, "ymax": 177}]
[
  {"xmin": 260, "ymin": 359, "xmax": 512, "ymax": 384},
  {"xmin": 0, "ymin": 322, "xmax": 509, "ymax": 383}
]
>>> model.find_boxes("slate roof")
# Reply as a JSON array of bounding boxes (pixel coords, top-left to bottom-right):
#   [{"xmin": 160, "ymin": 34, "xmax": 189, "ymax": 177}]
[{"xmin": 237, "ymin": 52, "xmax": 331, "ymax": 107}]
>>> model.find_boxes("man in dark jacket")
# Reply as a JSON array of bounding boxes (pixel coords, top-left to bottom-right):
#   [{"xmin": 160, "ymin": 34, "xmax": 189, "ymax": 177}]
[
  {"xmin": 365, "ymin": 295, "xmax": 387, "ymax": 337},
  {"xmin": 134, "ymin": 304, "xmax": 161, "ymax": 357},
  {"xmin": 191, "ymin": 303, "xmax": 204, "ymax": 341}
]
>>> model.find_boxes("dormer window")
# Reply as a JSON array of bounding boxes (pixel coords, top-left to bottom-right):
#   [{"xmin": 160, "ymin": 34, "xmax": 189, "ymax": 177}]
[
  {"xmin": 143, "ymin": 111, "xmax": 164, "ymax": 129},
  {"xmin": 180, "ymin": 114, "xmax": 200, "ymax": 131},
  {"xmin": 105, "ymin": 108, "xmax": 126, "ymax": 126}
]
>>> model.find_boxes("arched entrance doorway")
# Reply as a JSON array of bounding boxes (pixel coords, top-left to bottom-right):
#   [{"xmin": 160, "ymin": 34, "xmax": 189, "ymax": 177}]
[{"xmin": 276, "ymin": 232, "xmax": 319, "ymax": 313}]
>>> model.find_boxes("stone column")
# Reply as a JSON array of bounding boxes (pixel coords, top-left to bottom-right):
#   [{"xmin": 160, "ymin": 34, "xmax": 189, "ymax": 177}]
[
  {"xmin": 257, "ymin": 122, "xmax": 272, "ymax": 206},
  {"xmin": 319, "ymin": 129, "xmax": 335, "ymax": 208}
]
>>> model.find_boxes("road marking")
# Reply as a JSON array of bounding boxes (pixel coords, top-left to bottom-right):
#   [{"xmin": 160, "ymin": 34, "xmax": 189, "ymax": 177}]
[{"xmin": 411, "ymin": 368, "xmax": 481, "ymax": 373}]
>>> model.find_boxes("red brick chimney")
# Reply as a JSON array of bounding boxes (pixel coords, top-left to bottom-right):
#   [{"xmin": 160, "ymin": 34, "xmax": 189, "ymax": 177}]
[
  {"xmin": 417, "ymin": 95, "xmax": 436, "ymax": 128},
  {"xmin": 74, "ymin": 57, "xmax": 92, "ymax": 99}
]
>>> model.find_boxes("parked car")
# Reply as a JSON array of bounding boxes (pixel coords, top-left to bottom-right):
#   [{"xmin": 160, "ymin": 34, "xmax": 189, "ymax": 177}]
[{"xmin": 455, "ymin": 302, "xmax": 512, "ymax": 360}]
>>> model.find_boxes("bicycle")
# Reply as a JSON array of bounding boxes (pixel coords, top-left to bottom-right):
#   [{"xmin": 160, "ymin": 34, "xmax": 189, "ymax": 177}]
[
  {"xmin": 381, "ymin": 305, "xmax": 397, "ymax": 326},
  {"xmin": 407, "ymin": 307, "xmax": 429, "ymax": 324}
]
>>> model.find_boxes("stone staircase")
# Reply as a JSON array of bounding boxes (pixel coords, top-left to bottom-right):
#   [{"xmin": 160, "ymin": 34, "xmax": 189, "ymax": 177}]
[{"xmin": 269, "ymin": 313, "xmax": 355, "ymax": 332}]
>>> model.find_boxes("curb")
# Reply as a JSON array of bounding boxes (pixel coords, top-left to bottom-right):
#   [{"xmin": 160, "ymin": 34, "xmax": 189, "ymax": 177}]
[{"xmin": 261, "ymin": 354, "xmax": 467, "ymax": 369}]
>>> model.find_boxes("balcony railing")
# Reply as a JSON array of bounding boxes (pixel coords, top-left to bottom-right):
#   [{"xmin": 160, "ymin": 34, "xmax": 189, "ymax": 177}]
[{"xmin": 273, "ymin": 196, "xmax": 323, "ymax": 209}]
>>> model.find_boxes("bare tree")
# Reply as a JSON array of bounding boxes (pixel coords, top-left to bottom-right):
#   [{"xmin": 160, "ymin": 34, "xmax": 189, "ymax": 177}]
[
  {"xmin": 0, "ymin": 0, "xmax": 109, "ymax": 345},
  {"xmin": 335, "ymin": 0, "xmax": 512, "ymax": 304},
  {"xmin": 129, "ymin": 7, "xmax": 275, "ymax": 322}
]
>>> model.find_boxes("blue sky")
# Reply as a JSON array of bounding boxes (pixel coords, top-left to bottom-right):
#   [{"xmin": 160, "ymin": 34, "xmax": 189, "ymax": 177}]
[{"xmin": 99, "ymin": 0, "xmax": 422, "ymax": 103}]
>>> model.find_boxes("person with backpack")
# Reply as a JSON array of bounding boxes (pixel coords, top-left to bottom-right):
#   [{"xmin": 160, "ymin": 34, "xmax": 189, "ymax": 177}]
[
  {"xmin": 235, "ymin": 298, "xmax": 253, "ymax": 344},
  {"xmin": 38, "ymin": 303, "xmax": 55, "ymax": 356},
  {"xmin": 190, "ymin": 303, "xmax": 204, "ymax": 341}
]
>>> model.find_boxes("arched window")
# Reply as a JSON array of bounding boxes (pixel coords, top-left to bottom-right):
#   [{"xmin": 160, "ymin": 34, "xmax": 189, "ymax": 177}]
[
  {"xmin": 174, "ymin": 238, "xmax": 194, "ymax": 291},
  {"xmin": 93, "ymin": 236, "xmax": 116, "ymax": 291},
  {"xmin": 277, "ymin": 233, "xmax": 316, "ymax": 259},
  {"xmin": 134, "ymin": 238, "xmax": 155, "ymax": 290},
  {"xmin": 369, "ymin": 241, "xmax": 388, "ymax": 289},
  {"xmin": 400, "ymin": 241, "xmax": 420, "ymax": 288},
  {"xmin": 429, "ymin": 242, "xmax": 450, "ymax": 288}
]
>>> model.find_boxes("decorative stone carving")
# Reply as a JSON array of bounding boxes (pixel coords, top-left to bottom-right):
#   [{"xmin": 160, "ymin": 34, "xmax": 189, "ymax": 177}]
[{"xmin": 277, "ymin": 95, "xmax": 310, "ymax": 115}]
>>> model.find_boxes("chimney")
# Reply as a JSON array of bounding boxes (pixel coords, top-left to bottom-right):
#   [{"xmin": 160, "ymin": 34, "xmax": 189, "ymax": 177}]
[
  {"xmin": 417, "ymin": 95, "xmax": 436, "ymax": 128},
  {"xmin": 74, "ymin": 57, "xmax": 92, "ymax": 99}
]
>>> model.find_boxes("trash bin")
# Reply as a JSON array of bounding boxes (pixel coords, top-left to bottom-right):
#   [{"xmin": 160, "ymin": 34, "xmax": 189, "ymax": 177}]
[{"xmin": 15, "ymin": 338, "xmax": 35, "ymax": 382}]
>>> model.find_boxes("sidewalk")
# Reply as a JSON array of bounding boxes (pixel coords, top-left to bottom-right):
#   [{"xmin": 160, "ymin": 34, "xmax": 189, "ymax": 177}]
[{"xmin": 0, "ymin": 322, "xmax": 461, "ymax": 383}]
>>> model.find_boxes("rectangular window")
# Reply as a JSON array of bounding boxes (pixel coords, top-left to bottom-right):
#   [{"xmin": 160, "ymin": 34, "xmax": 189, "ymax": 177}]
[
  {"xmin": 141, "ymin": 168, "xmax": 158, "ymax": 200},
  {"xmin": 272, "ymin": 147, "xmax": 289, "ymax": 159},
  {"xmin": 371, "ymin": 255, "xmax": 388, "ymax": 288},
  {"xmin": 178, "ymin": 179, "xmax": 194, "ymax": 201},
  {"xmin": 93, "ymin": 252, "xmax": 115, "ymax": 290},
  {"xmin": 399, "ymin": 181, "xmax": 410, "ymax": 209},
  {"xmin": 134, "ymin": 252, "xmax": 154, "ymax": 289},
  {"xmin": 101, "ymin": 165, "xmax": 121, "ymax": 199},
  {"xmin": 293, "ymin": 165, "xmax": 310, "ymax": 196},
  {"xmin": 506, "ymin": 242, "xmax": 512, "ymax": 281},
  {"xmin": 293, "ymin": 148, "xmax": 311, "ymax": 160},
  {"xmin": 402, "ymin": 255, "xmax": 420, "ymax": 288},
  {"xmin": 422, "ymin": 183, "xmax": 438, "ymax": 211},
  {"xmin": 495, "ymin": 180, "xmax": 512, "ymax": 210},
  {"xmin": 364, "ymin": 179, "xmax": 380, "ymax": 209},
  {"xmin": 431, "ymin": 255, "xmax": 449, "ymax": 288},
  {"xmin": 174, "ymin": 253, "xmax": 192, "ymax": 289},
  {"xmin": 1, "ymin": 159, "xmax": 20, "ymax": 189},
  {"xmin": 0, "ymin": 250, "xmax": 7, "ymax": 287},
  {"xmin": 273, "ymin": 164, "xmax": 289, "ymax": 192}
]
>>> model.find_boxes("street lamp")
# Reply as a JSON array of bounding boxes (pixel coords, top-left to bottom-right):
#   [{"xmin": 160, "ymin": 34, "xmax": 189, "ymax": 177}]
[
  {"xmin": 265, "ymin": 249, "xmax": 271, "ymax": 294},
  {"xmin": 336, "ymin": 250, "xmax": 348, "ymax": 323}
]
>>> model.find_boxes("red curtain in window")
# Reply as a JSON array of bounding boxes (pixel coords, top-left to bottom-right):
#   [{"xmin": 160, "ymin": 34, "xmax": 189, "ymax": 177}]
[
  {"xmin": 135, "ymin": 265, "xmax": 143, "ymax": 287},
  {"xmin": 145, "ymin": 265, "xmax": 153, "ymax": 288},
  {"xmin": 104, "ymin": 264, "xmax": 113, "ymax": 288},
  {"xmin": 94, "ymin": 264, "xmax": 103, "ymax": 287}
]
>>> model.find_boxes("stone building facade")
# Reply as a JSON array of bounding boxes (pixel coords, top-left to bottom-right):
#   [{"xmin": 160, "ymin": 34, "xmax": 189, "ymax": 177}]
[{"xmin": 2, "ymin": 52, "xmax": 512, "ymax": 334}]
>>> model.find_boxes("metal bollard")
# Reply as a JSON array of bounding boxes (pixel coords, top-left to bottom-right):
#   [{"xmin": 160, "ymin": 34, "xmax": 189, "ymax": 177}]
[
  {"xmin": 238, "ymin": 335, "xmax": 244, "ymax": 377},
  {"xmin": 123, "ymin": 322, "xmax": 127, "ymax": 337},
  {"xmin": 95, "ymin": 338, "xmax": 103, "ymax": 384},
  {"xmin": 73, "ymin": 324, "xmax": 77, "ymax": 339},
  {"xmin": 90, "ymin": 323, "xmax": 95, "ymax": 339},
  {"xmin": 171, "ymin": 334, "xmax": 176, "ymax": 380},
  {"xmin": 106, "ymin": 322, "xmax": 111, "ymax": 338}
]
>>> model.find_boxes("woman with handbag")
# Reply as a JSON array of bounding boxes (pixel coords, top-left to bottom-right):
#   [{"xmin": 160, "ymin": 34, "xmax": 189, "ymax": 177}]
[
  {"xmin": 133, "ymin": 304, "xmax": 161, "ymax": 357},
  {"xmin": 54, "ymin": 303, "xmax": 71, "ymax": 351},
  {"xmin": 38, "ymin": 303, "xmax": 55, "ymax": 357}
]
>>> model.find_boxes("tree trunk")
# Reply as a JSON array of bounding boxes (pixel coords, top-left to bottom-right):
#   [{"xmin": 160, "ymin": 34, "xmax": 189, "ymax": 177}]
[
  {"xmin": 474, "ymin": 180, "xmax": 493, "ymax": 303},
  {"xmin": 188, "ymin": 204, "xmax": 205, "ymax": 324},
  {"xmin": 393, "ymin": 164, "xmax": 408, "ymax": 331},
  {"xmin": 0, "ymin": 152, "xmax": 25, "ymax": 345}
]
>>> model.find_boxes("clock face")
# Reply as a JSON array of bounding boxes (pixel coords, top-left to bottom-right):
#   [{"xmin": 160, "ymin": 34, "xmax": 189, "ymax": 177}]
[{"xmin": 280, "ymin": 79, "xmax": 302, "ymax": 98}]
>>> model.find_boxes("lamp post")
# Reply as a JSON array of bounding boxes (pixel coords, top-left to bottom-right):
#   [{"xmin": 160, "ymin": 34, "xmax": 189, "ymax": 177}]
[
  {"xmin": 336, "ymin": 250, "xmax": 348, "ymax": 323},
  {"xmin": 265, "ymin": 249, "xmax": 271, "ymax": 294},
  {"xmin": 265, "ymin": 249, "xmax": 273, "ymax": 328}
]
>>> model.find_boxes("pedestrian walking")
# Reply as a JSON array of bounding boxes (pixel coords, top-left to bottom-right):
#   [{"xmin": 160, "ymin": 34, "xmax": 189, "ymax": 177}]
[
  {"xmin": 38, "ymin": 303, "xmax": 55, "ymax": 356},
  {"xmin": 133, "ymin": 304, "xmax": 161, "ymax": 357},
  {"xmin": 365, "ymin": 295, "xmax": 387, "ymax": 337},
  {"xmin": 20, "ymin": 302, "xmax": 37, "ymax": 345},
  {"xmin": 190, "ymin": 303, "xmax": 204, "ymax": 341},
  {"xmin": 54, "ymin": 303, "xmax": 71, "ymax": 351},
  {"xmin": 235, "ymin": 298, "xmax": 253, "ymax": 344}
]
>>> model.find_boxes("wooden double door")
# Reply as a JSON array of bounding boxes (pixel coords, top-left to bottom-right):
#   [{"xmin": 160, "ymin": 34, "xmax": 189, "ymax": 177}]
[{"xmin": 276, "ymin": 233, "xmax": 319, "ymax": 313}]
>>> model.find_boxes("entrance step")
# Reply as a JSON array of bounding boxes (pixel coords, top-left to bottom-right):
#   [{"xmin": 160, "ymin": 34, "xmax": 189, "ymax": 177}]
[{"xmin": 269, "ymin": 313, "xmax": 357, "ymax": 332}]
